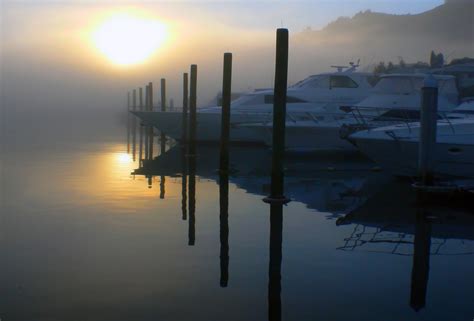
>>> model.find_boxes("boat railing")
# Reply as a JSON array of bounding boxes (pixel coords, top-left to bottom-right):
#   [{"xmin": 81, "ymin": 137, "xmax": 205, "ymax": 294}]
[
  {"xmin": 139, "ymin": 106, "xmax": 462, "ymax": 136},
  {"xmin": 336, "ymin": 223, "xmax": 474, "ymax": 256}
]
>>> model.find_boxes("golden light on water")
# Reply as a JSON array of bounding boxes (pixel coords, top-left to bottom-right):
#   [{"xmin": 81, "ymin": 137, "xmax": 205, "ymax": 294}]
[
  {"xmin": 116, "ymin": 152, "xmax": 133, "ymax": 165},
  {"xmin": 92, "ymin": 12, "xmax": 168, "ymax": 66}
]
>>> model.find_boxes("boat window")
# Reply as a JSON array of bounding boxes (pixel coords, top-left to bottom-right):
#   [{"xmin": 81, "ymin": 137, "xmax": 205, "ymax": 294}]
[
  {"xmin": 373, "ymin": 77, "xmax": 421, "ymax": 94},
  {"xmin": 329, "ymin": 76, "xmax": 359, "ymax": 89},
  {"xmin": 458, "ymin": 75, "xmax": 474, "ymax": 98},
  {"xmin": 264, "ymin": 95, "xmax": 307, "ymax": 104}
]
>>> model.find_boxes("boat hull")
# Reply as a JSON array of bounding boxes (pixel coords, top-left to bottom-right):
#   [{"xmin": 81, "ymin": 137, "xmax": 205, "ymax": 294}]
[
  {"xmin": 244, "ymin": 122, "xmax": 358, "ymax": 152},
  {"xmin": 351, "ymin": 121, "xmax": 474, "ymax": 178},
  {"xmin": 132, "ymin": 111, "xmax": 272, "ymax": 143}
]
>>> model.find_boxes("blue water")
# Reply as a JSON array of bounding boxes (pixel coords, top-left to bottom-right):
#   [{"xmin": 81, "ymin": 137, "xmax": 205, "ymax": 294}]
[{"xmin": 1, "ymin": 110, "xmax": 473, "ymax": 321}]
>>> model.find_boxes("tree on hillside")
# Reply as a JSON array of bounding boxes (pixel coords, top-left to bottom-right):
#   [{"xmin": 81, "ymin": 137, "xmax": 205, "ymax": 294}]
[{"xmin": 430, "ymin": 51, "xmax": 445, "ymax": 68}]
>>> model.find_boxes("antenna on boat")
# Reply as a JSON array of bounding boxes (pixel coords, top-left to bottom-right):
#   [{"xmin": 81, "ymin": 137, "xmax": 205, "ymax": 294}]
[{"xmin": 331, "ymin": 59, "xmax": 360, "ymax": 72}]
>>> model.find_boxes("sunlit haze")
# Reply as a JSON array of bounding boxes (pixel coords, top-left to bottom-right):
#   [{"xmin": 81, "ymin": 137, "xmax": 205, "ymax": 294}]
[{"xmin": 92, "ymin": 12, "xmax": 168, "ymax": 66}]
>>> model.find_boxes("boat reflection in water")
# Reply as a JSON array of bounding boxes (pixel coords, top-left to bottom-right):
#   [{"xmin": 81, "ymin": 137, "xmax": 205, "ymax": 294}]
[
  {"xmin": 130, "ymin": 142, "xmax": 473, "ymax": 320},
  {"xmin": 336, "ymin": 181, "xmax": 474, "ymax": 311},
  {"xmin": 132, "ymin": 145, "xmax": 387, "ymax": 217}
]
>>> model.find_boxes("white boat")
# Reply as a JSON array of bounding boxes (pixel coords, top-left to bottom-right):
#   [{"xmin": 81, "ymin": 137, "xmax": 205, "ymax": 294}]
[
  {"xmin": 242, "ymin": 74, "xmax": 460, "ymax": 152},
  {"xmin": 349, "ymin": 101, "xmax": 474, "ymax": 178},
  {"xmin": 132, "ymin": 64, "xmax": 375, "ymax": 143}
]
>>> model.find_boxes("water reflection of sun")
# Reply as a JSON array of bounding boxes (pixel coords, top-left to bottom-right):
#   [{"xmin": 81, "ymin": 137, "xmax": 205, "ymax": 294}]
[
  {"xmin": 92, "ymin": 12, "xmax": 168, "ymax": 66},
  {"xmin": 116, "ymin": 152, "xmax": 133, "ymax": 165}
]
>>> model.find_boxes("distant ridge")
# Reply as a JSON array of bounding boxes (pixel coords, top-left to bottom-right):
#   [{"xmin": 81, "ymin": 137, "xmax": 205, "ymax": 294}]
[{"xmin": 294, "ymin": 0, "xmax": 473, "ymax": 62}]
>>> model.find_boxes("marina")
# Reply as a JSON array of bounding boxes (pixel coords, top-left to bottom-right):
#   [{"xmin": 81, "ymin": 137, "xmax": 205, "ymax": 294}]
[{"xmin": 2, "ymin": 1, "xmax": 474, "ymax": 320}]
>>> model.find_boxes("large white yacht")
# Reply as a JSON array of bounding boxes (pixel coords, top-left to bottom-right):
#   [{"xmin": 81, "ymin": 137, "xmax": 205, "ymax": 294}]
[
  {"xmin": 132, "ymin": 64, "xmax": 375, "ymax": 143},
  {"xmin": 243, "ymin": 74, "xmax": 459, "ymax": 152},
  {"xmin": 349, "ymin": 100, "xmax": 474, "ymax": 178}
]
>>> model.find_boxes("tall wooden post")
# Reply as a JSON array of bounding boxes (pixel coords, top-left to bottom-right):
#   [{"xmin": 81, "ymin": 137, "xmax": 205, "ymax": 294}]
[
  {"xmin": 139, "ymin": 87, "xmax": 144, "ymax": 162},
  {"xmin": 220, "ymin": 53, "xmax": 233, "ymax": 172},
  {"xmin": 265, "ymin": 28, "xmax": 289, "ymax": 203},
  {"xmin": 160, "ymin": 78, "xmax": 167, "ymax": 156},
  {"xmin": 132, "ymin": 89, "xmax": 137, "ymax": 161},
  {"xmin": 418, "ymin": 75, "xmax": 438, "ymax": 186},
  {"xmin": 144, "ymin": 85, "xmax": 149, "ymax": 160},
  {"xmin": 127, "ymin": 91, "xmax": 131, "ymax": 154},
  {"xmin": 189, "ymin": 65, "xmax": 198, "ymax": 156},
  {"xmin": 148, "ymin": 82, "xmax": 154, "ymax": 160},
  {"xmin": 182, "ymin": 73, "xmax": 189, "ymax": 144}
]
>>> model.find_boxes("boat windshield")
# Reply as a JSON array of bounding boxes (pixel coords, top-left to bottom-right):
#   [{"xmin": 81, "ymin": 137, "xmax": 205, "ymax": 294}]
[
  {"xmin": 230, "ymin": 94, "xmax": 264, "ymax": 107},
  {"xmin": 291, "ymin": 75, "xmax": 328, "ymax": 88}
]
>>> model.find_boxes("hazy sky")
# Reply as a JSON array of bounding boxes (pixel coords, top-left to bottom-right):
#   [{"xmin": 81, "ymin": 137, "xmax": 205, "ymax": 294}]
[
  {"xmin": 0, "ymin": 0, "xmax": 455, "ymax": 111},
  {"xmin": 2, "ymin": 1, "xmax": 444, "ymax": 31}
]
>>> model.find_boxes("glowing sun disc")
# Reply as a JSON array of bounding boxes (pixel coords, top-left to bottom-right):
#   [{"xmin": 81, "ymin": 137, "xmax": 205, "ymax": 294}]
[{"xmin": 93, "ymin": 13, "xmax": 167, "ymax": 66}]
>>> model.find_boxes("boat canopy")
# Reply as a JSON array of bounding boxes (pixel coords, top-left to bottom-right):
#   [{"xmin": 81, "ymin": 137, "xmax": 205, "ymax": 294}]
[{"xmin": 291, "ymin": 72, "xmax": 375, "ymax": 89}]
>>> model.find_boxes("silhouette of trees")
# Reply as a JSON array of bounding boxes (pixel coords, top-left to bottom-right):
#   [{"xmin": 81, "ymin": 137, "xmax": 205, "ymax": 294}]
[
  {"xmin": 430, "ymin": 51, "xmax": 444, "ymax": 68},
  {"xmin": 449, "ymin": 57, "xmax": 474, "ymax": 66}
]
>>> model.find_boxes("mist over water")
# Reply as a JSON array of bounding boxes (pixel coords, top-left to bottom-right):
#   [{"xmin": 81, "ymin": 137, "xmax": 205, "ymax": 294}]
[
  {"xmin": 1, "ymin": 1, "xmax": 474, "ymax": 320},
  {"xmin": 2, "ymin": 107, "xmax": 474, "ymax": 320}
]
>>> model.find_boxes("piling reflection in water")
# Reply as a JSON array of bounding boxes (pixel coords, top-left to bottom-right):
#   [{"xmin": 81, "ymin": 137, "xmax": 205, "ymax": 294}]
[
  {"xmin": 188, "ymin": 150, "xmax": 196, "ymax": 246},
  {"xmin": 410, "ymin": 210, "xmax": 432, "ymax": 311},
  {"xmin": 219, "ymin": 170, "xmax": 230, "ymax": 287},
  {"xmin": 181, "ymin": 147, "xmax": 188, "ymax": 220},
  {"xmin": 127, "ymin": 92, "xmax": 131, "ymax": 154},
  {"xmin": 336, "ymin": 181, "xmax": 474, "ymax": 312},
  {"xmin": 126, "ymin": 138, "xmax": 474, "ymax": 319},
  {"xmin": 268, "ymin": 203, "xmax": 283, "ymax": 321}
]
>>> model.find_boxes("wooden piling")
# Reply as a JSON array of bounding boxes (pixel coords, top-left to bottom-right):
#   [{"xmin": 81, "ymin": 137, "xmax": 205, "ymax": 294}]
[
  {"xmin": 265, "ymin": 28, "xmax": 289, "ymax": 203},
  {"xmin": 148, "ymin": 82, "xmax": 154, "ymax": 160},
  {"xmin": 144, "ymin": 85, "xmax": 149, "ymax": 160},
  {"xmin": 418, "ymin": 75, "xmax": 438, "ymax": 186},
  {"xmin": 160, "ymin": 78, "xmax": 167, "ymax": 157},
  {"xmin": 127, "ymin": 91, "xmax": 131, "ymax": 154},
  {"xmin": 132, "ymin": 89, "xmax": 137, "ymax": 161},
  {"xmin": 220, "ymin": 53, "xmax": 233, "ymax": 172},
  {"xmin": 189, "ymin": 65, "xmax": 198, "ymax": 156},
  {"xmin": 148, "ymin": 82, "xmax": 154, "ymax": 111},
  {"xmin": 139, "ymin": 87, "xmax": 144, "ymax": 162},
  {"xmin": 182, "ymin": 73, "xmax": 189, "ymax": 144},
  {"xmin": 160, "ymin": 78, "xmax": 166, "ymax": 112},
  {"xmin": 139, "ymin": 87, "xmax": 143, "ymax": 110}
]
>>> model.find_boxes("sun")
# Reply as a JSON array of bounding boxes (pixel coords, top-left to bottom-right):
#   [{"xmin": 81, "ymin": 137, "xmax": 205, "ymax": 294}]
[{"xmin": 93, "ymin": 12, "xmax": 168, "ymax": 66}]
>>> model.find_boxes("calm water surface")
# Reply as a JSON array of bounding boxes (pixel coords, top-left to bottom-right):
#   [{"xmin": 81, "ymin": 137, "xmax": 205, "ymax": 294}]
[{"xmin": 1, "ymin": 110, "xmax": 473, "ymax": 321}]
